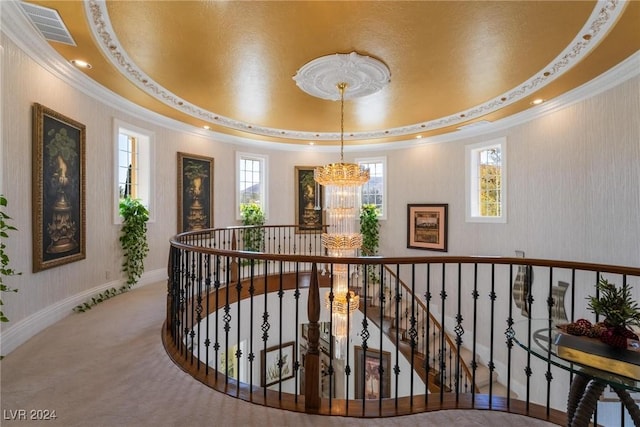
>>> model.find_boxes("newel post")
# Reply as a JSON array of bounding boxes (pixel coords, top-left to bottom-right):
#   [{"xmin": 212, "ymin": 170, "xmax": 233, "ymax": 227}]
[{"xmin": 305, "ymin": 263, "xmax": 321, "ymax": 412}]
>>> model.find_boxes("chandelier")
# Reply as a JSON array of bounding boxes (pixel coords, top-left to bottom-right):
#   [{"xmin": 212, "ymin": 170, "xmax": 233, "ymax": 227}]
[
  {"xmin": 316, "ymin": 82, "xmax": 369, "ymax": 359},
  {"xmin": 295, "ymin": 51, "xmax": 389, "ymax": 359}
]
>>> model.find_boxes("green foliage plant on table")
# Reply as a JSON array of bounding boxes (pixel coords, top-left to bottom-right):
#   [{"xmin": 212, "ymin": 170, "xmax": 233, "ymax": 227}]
[
  {"xmin": 74, "ymin": 198, "xmax": 149, "ymax": 312},
  {"xmin": 240, "ymin": 202, "xmax": 265, "ymax": 252},
  {"xmin": 0, "ymin": 195, "xmax": 21, "ymax": 323},
  {"xmin": 359, "ymin": 204, "xmax": 381, "ymax": 288},
  {"xmin": 562, "ymin": 277, "xmax": 640, "ymax": 349}
]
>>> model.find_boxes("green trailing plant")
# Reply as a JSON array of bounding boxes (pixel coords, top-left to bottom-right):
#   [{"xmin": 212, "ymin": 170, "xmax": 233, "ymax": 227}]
[
  {"xmin": 119, "ymin": 198, "xmax": 150, "ymax": 287},
  {"xmin": 360, "ymin": 204, "xmax": 381, "ymax": 285},
  {"xmin": 240, "ymin": 202, "xmax": 265, "ymax": 252},
  {"xmin": 0, "ymin": 195, "xmax": 20, "ymax": 323},
  {"xmin": 74, "ymin": 198, "xmax": 149, "ymax": 313}
]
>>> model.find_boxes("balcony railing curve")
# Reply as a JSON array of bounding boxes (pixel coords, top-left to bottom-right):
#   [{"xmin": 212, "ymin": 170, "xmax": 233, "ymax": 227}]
[{"xmin": 162, "ymin": 225, "xmax": 640, "ymax": 425}]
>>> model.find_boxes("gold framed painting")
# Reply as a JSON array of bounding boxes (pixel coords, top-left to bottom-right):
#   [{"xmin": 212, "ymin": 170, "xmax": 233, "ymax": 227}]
[
  {"xmin": 32, "ymin": 103, "xmax": 86, "ymax": 272},
  {"xmin": 407, "ymin": 203, "xmax": 448, "ymax": 251},
  {"xmin": 354, "ymin": 346, "xmax": 391, "ymax": 399},
  {"xmin": 294, "ymin": 166, "xmax": 323, "ymax": 233},
  {"xmin": 177, "ymin": 152, "xmax": 214, "ymax": 233}
]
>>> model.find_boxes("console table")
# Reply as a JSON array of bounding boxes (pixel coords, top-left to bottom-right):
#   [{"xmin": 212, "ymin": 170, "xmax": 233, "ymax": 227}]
[{"xmin": 512, "ymin": 319, "xmax": 640, "ymax": 427}]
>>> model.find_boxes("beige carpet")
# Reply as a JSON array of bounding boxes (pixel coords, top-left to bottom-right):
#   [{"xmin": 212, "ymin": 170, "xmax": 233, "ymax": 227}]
[{"xmin": 0, "ymin": 282, "xmax": 558, "ymax": 426}]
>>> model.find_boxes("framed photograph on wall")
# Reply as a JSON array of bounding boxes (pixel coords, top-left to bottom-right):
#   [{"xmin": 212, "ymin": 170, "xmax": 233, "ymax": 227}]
[
  {"xmin": 261, "ymin": 341, "xmax": 295, "ymax": 387},
  {"xmin": 294, "ymin": 166, "xmax": 323, "ymax": 233},
  {"xmin": 354, "ymin": 346, "xmax": 391, "ymax": 399},
  {"xmin": 177, "ymin": 152, "xmax": 214, "ymax": 233},
  {"xmin": 32, "ymin": 103, "xmax": 86, "ymax": 272},
  {"xmin": 407, "ymin": 203, "xmax": 448, "ymax": 251}
]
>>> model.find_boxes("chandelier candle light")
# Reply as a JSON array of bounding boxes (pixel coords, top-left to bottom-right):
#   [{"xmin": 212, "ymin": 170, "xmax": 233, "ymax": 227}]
[{"xmin": 294, "ymin": 51, "xmax": 390, "ymax": 359}]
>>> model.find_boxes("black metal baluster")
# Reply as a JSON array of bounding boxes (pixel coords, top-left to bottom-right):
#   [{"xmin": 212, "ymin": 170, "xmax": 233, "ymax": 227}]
[
  {"xmin": 454, "ymin": 263, "xmax": 464, "ymax": 400},
  {"xmin": 204, "ymin": 253, "xmax": 211, "ymax": 376},
  {"xmin": 472, "ymin": 263, "xmax": 479, "ymax": 401},
  {"xmin": 425, "ymin": 263, "xmax": 431, "ymax": 405},
  {"xmin": 439, "ymin": 264, "xmax": 446, "ymax": 403},
  {"xmin": 248, "ymin": 259, "xmax": 256, "ymax": 391},
  {"xmin": 488, "ymin": 263, "xmax": 496, "ymax": 407},
  {"xmin": 545, "ymin": 267, "xmax": 554, "ymax": 417}
]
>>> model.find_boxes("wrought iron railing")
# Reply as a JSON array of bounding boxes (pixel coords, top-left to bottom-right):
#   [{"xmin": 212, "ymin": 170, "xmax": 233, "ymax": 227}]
[{"xmin": 163, "ymin": 225, "xmax": 640, "ymax": 424}]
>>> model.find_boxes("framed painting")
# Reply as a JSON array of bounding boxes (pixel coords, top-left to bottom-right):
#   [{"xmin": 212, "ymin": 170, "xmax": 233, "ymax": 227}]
[
  {"xmin": 32, "ymin": 103, "xmax": 86, "ymax": 272},
  {"xmin": 294, "ymin": 166, "xmax": 323, "ymax": 233},
  {"xmin": 177, "ymin": 152, "xmax": 214, "ymax": 233},
  {"xmin": 354, "ymin": 346, "xmax": 391, "ymax": 399},
  {"xmin": 407, "ymin": 203, "xmax": 448, "ymax": 251},
  {"xmin": 261, "ymin": 341, "xmax": 295, "ymax": 387}
]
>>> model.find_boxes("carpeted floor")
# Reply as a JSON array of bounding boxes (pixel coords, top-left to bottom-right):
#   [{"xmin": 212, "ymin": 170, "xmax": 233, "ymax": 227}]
[{"xmin": 0, "ymin": 282, "xmax": 558, "ymax": 426}]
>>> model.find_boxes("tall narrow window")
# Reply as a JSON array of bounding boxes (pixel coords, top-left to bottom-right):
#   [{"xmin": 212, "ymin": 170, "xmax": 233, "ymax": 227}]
[
  {"xmin": 114, "ymin": 120, "xmax": 154, "ymax": 223},
  {"xmin": 356, "ymin": 156, "xmax": 387, "ymax": 220},
  {"xmin": 466, "ymin": 138, "xmax": 506, "ymax": 223},
  {"xmin": 236, "ymin": 152, "xmax": 268, "ymax": 219}
]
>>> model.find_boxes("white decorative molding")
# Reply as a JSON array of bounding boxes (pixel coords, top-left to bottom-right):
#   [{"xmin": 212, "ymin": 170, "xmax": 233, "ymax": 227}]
[
  {"xmin": 0, "ymin": 268, "xmax": 166, "ymax": 356},
  {"xmin": 2, "ymin": 0, "xmax": 636, "ymax": 151},
  {"xmin": 84, "ymin": 0, "xmax": 625, "ymax": 142},
  {"xmin": 293, "ymin": 52, "xmax": 391, "ymax": 100}
]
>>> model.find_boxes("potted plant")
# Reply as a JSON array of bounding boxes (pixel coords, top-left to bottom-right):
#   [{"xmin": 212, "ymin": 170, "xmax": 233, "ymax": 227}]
[
  {"xmin": 360, "ymin": 204, "xmax": 381, "ymax": 298},
  {"xmin": 240, "ymin": 202, "xmax": 265, "ymax": 252},
  {"xmin": 562, "ymin": 278, "xmax": 640, "ymax": 349},
  {"xmin": 0, "ymin": 195, "xmax": 20, "ymax": 323}
]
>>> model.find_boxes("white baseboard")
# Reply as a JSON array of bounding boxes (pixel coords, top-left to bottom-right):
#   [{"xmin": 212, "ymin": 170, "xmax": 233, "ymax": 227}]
[{"xmin": 0, "ymin": 268, "xmax": 166, "ymax": 356}]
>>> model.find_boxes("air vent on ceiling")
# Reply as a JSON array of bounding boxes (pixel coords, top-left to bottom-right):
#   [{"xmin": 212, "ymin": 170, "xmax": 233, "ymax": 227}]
[{"xmin": 20, "ymin": 2, "xmax": 76, "ymax": 46}]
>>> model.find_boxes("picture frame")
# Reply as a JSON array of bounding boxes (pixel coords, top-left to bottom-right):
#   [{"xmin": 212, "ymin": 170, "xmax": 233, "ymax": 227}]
[
  {"xmin": 354, "ymin": 346, "xmax": 391, "ymax": 399},
  {"xmin": 294, "ymin": 166, "xmax": 323, "ymax": 233},
  {"xmin": 32, "ymin": 103, "xmax": 86, "ymax": 272},
  {"xmin": 177, "ymin": 152, "xmax": 214, "ymax": 233},
  {"xmin": 261, "ymin": 341, "xmax": 295, "ymax": 387},
  {"xmin": 407, "ymin": 204, "xmax": 448, "ymax": 251}
]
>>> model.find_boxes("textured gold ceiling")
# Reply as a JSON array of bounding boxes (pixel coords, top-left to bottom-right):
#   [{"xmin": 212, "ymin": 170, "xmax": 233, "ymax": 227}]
[{"xmin": 25, "ymin": 1, "xmax": 640, "ymax": 145}]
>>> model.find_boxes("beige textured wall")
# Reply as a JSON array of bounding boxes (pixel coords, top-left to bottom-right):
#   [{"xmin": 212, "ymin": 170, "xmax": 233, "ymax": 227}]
[{"xmin": 1, "ymin": 33, "xmax": 639, "ymax": 355}]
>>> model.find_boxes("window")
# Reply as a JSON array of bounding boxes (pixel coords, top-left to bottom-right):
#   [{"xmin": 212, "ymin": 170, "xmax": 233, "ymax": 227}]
[
  {"xmin": 465, "ymin": 137, "xmax": 506, "ymax": 223},
  {"xmin": 236, "ymin": 152, "xmax": 268, "ymax": 219},
  {"xmin": 356, "ymin": 156, "xmax": 387, "ymax": 220},
  {"xmin": 114, "ymin": 119, "xmax": 155, "ymax": 223}
]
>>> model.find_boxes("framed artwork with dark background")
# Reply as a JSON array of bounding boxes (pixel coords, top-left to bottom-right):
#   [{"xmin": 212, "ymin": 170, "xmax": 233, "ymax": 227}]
[{"xmin": 32, "ymin": 103, "xmax": 86, "ymax": 272}]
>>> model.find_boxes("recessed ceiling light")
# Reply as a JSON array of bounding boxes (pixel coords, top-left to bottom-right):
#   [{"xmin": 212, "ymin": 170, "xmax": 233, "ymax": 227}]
[
  {"xmin": 531, "ymin": 98, "xmax": 544, "ymax": 105},
  {"xmin": 203, "ymin": 125, "xmax": 210, "ymax": 130},
  {"xmin": 309, "ymin": 142, "xmax": 315, "ymax": 146},
  {"xmin": 416, "ymin": 135, "xmax": 423, "ymax": 139},
  {"xmin": 71, "ymin": 59, "xmax": 92, "ymax": 69}
]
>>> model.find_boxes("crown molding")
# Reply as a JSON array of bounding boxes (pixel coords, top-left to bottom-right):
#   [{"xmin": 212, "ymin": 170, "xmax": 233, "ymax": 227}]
[{"xmin": 2, "ymin": 0, "xmax": 637, "ymax": 153}]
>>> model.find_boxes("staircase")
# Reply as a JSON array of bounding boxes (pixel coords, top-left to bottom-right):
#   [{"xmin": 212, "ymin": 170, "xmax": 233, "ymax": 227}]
[{"xmin": 356, "ymin": 266, "xmax": 510, "ymax": 397}]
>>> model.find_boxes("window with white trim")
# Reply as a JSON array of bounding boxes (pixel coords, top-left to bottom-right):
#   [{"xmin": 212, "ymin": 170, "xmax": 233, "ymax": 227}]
[
  {"xmin": 356, "ymin": 156, "xmax": 387, "ymax": 220},
  {"xmin": 114, "ymin": 119, "xmax": 155, "ymax": 223},
  {"xmin": 236, "ymin": 152, "xmax": 268, "ymax": 219},
  {"xmin": 466, "ymin": 138, "xmax": 506, "ymax": 223}
]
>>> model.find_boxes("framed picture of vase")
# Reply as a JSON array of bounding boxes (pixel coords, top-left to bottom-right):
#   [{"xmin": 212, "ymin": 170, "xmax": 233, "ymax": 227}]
[
  {"xmin": 407, "ymin": 203, "xmax": 448, "ymax": 251},
  {"xmin": 32, "ymin": 103, "xmax": 86, "ymax": 272},
  {"xmin": 354, "ymin": 346, "xmax": 391, "ymax": 399},
  {"xmin": 294, "ymin": 166, "xmax": 324, "ymax": 233},
  {"xmin": 177, "ymin": 152, "xmax": 214, "ymax": 233}
]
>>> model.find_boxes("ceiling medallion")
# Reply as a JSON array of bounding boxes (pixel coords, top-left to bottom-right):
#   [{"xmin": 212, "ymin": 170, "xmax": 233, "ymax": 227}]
[{"xmin": 293, "ymin": 52, "xmax": 391, "ymax": 101}]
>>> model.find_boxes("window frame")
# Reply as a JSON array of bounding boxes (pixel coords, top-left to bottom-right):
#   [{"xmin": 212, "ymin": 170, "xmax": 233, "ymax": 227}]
[
  {"xmin": 113, "ymin": 119, "xmax": 155, "ymax": 224},
  {"xmin": 356, "ymin": 156, "xmax": 387, "ymax": 220},
  {"xmin": 236, "ymin": 151, "xmax": 269, "ymax": 220},
  {"xmin": 465, "ymin": 137, "xmax": 507, "ymax": 223}
]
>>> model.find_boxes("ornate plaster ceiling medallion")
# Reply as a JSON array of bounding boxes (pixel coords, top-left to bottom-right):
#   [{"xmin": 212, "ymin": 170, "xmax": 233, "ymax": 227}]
[{"xmin": 293, "ymin": 52, "xmax": 391, "ymax": 100}]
